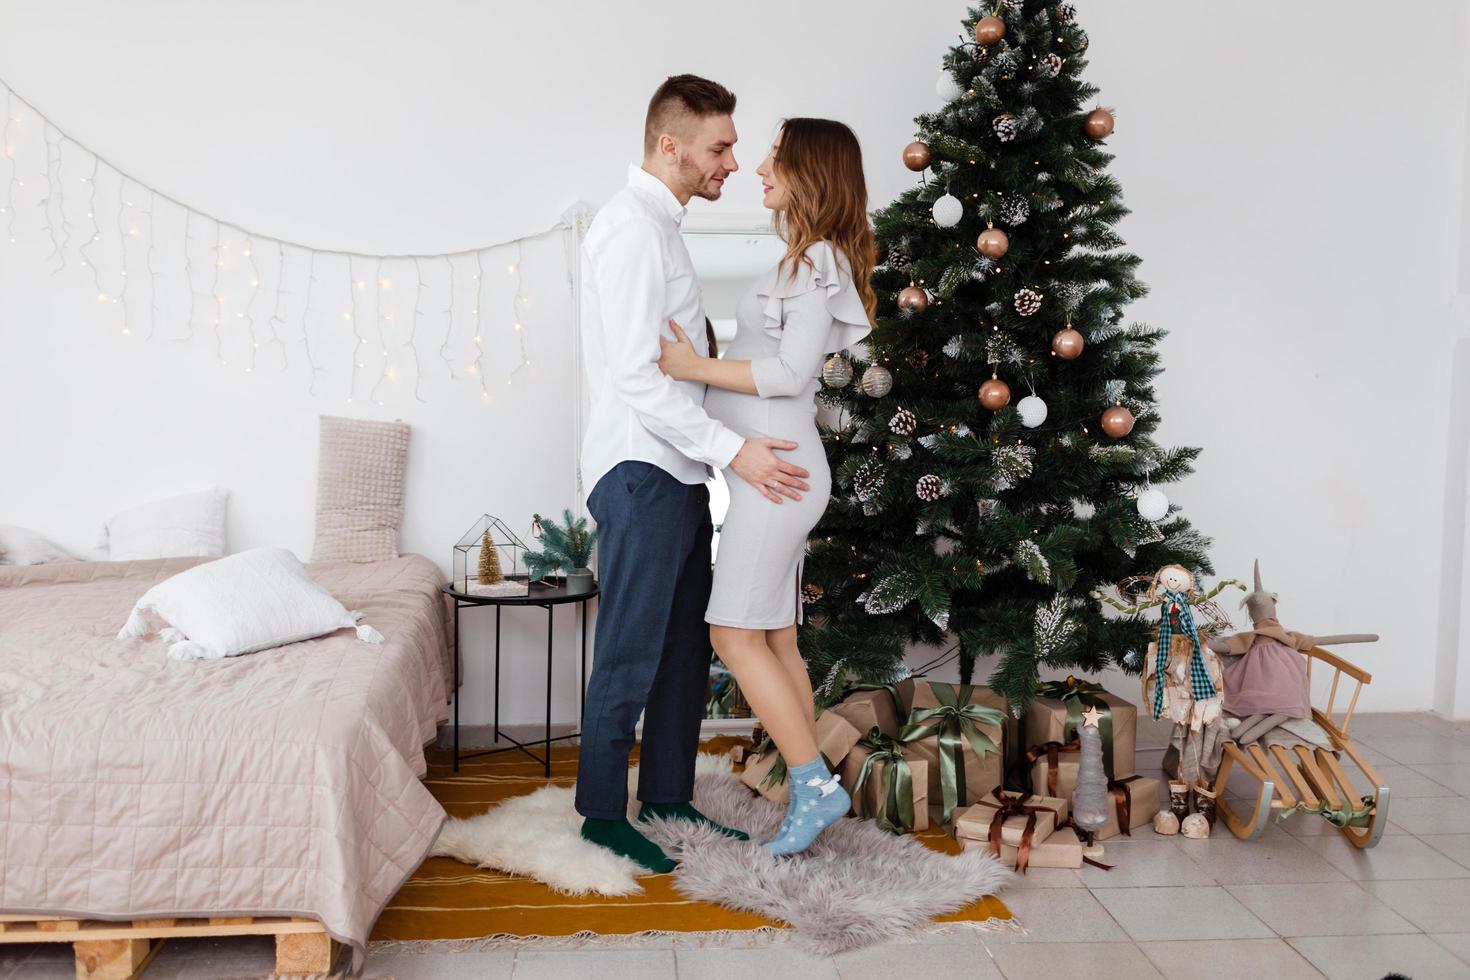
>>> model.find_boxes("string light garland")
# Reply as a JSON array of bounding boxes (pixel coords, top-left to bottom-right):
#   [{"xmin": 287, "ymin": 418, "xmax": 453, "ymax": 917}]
[{"xmin": 1, "ymin": 76, "xmax": 566, "ymax": 405}]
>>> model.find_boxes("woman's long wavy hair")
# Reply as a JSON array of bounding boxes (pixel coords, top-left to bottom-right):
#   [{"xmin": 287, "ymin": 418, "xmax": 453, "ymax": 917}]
[{"xmin": 769, "ymin": 118, "xmax": 876, "ymax": 323}]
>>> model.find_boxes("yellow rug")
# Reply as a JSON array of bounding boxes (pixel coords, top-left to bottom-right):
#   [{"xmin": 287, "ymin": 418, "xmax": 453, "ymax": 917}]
[{"xmin": 371, "ymin": 740, "xmax": 1010, "ymax": 942}]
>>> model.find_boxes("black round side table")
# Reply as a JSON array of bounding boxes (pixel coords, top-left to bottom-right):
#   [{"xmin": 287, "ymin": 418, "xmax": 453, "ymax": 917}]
[{"xmin": 442, "ymin": 577, "xmax": 599, "ymax": 776}]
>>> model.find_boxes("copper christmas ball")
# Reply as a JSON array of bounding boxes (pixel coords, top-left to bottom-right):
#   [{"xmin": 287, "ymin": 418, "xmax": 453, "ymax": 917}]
[
  {"xmin": 1051, "ymin": 326, "xmax": 1085, "ymax": 360},
  {"xmin": 1084, "ymin": 107, "xmax": 1115, "ymax": 139},
  {"xmin": 897, "ymin": 285, "xmax": 929, "ymax": 312},
  {"xmin": 977, "ymin": 226, "xmax": 1010, "ymax": 259},
  {"xmin": 975, "ymin": 14, "xmax": 1007, "ymax": 46},
  {"xmin": 902, "ymin": 140, "xmax": 932, "ymax": 172},
  {"xmin": 1101, "ymin": 404, "xmax": 1135, "ymax": 438},
  {"xmin": 979, "ymin": 375, "xmax": 1011, "ymax": 410}
]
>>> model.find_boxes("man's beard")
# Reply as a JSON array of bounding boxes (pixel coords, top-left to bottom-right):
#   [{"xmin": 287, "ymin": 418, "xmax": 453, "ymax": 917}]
[{"xmin": 676, "ymin": 154, "xmax": 723, "ymax": 202}]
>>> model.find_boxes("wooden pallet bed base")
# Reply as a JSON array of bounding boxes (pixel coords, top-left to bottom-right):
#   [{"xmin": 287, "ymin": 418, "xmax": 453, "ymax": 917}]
[{"xmin": 0, "ymin": 914, "xmax": 339, "ymax": 978}]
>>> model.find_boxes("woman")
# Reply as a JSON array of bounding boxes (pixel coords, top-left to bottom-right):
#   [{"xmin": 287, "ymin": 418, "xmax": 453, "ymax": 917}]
[{"xmin": 657, "ymin": 118, "xmax": 875, "ymax": 855}]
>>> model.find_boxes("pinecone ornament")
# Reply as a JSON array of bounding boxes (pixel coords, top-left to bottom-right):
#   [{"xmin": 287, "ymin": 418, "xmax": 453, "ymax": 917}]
[
  {"xmin": 1002, "ymin": 0, "xmax": 1023, "ymax": 9},
  {"xmin": 855, "ymin": 459, "xmax": 886, "ymax": 501},
  {"xmin": 1038, "ymin": 52, "xmax": 1063, "ymax": 77},
  {"xmin": 1014, "ymin": 287, "xmax": 1043, "ymax": 316},
  {"xmin": 801, "ymin": 583, "xmax": 824, "ymax": 604},
  {"xmin": 906, "ymin": 348, "xmax": 929, "ymax": 369},
  {"xmin": 1056, "ymin": 2, "xmax": 1076, "ymax": 23},
  {"xmin": 999, "ymin": 195, "xmax": 1030, "ymax": 225},
  {"xmin": 916, "ymin": 474, "xmax": 943, "ymax": 502},
  {"xmin": 993, "ymin": 113, "xmax": 1019, "ymax": 142},
  {"xmin": 889, "ymin": 407, "xmax": 917, "ymax": 436},
  {"xmin": 882, "ymin": 238, "xmax": 912, "ymax": 270}
]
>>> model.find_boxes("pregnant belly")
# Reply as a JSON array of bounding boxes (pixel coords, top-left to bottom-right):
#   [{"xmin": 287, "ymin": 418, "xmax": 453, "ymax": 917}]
[{"xmin": 704, "ymin": 387, "xmax": 817, "ymax": 442}]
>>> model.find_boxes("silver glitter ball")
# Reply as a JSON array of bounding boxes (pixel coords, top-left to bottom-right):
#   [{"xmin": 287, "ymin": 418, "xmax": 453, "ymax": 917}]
[
  {"xmin": 860, "ymin": 364, "xmax": 894, "ymax": 398},
  {"xmin": 822, "ymin": 354, "xmax": 854, "ymax": 388}
]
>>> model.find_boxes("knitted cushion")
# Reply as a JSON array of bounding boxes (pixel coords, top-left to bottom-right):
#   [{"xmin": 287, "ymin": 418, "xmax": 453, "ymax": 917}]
[{"xmin": 311, "ymin": 415, "xmax": 410, "ymax": 563}]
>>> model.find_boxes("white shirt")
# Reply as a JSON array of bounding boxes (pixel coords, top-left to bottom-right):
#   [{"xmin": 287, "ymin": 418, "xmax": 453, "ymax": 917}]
[{"xmin": 579, "ymin": 165, "xmax": 745, "ymax": 497}]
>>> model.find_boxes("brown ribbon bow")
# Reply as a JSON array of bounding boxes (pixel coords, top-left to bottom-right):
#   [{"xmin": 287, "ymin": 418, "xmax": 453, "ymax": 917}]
[
  {"xmin": 972, "ymin": 786, "xmax": 1063, "ymax": 874},
  {"xmin": 1024, "ymin": 739, "xmax": 1081, "ymax": 797}
]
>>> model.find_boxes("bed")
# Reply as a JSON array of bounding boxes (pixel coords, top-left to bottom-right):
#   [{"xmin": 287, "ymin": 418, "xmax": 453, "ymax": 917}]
[{"xmin": 0, "ymin": 553, "xmax": 454, "ymax": 972}]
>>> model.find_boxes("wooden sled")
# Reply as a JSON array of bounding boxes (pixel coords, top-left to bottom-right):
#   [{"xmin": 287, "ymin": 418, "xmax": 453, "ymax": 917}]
[{"xmin": 1211, "ymin": 644, "xmax": 1390, "ymax": 848}]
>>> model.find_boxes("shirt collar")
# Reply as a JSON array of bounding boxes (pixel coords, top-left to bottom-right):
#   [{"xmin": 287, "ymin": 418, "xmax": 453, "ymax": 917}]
[{"xmin": 627, "ymin": 164, "xmax": 688, "ymax": 226}]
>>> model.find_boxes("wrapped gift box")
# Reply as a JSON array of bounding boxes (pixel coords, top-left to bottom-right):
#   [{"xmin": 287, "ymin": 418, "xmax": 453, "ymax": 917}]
[
  {"xmin": 1028, "ymin": 741, "xmax": 1083, "ymax": 800},
  {"xmin": 738, "ymin": 710, "xmax": 863, "ymax": 805},
  {"xmin": 954, "ymin": 789, "xmax": 1068, "ymax": 851},
  {"xmin": 841, "ymin": 740, "xmax": 930, "ymax": 833},
  {"xmin": 963, "ymin": 824, "xmax": 1084, "ymax": 870},
  {"xmin": 829, "ymin": 688, "xmax": 903, "ymax": 740},
  {"xmin": 895, "ymin": 680, "xmax": 1007, "ymax": 817},
  {"xmin": 1094, "ymin": 774, "xmax": 1163, "ymax": 841},
  {"xmin": 1024, "ymin": 684, "xmax": 1137, "ymax": 780}
]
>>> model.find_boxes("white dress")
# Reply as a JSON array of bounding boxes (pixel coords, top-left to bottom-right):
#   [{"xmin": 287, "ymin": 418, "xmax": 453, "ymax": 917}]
[{"xmin": 703, "ymin": 242, "xmax": 871, "ymax": 629}]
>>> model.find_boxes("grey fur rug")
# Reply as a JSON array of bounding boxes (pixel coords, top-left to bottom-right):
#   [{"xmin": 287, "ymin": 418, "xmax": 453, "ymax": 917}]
[{"xmin": 638, "ymin": 758, "xmax": 1012, "ymax": 955}]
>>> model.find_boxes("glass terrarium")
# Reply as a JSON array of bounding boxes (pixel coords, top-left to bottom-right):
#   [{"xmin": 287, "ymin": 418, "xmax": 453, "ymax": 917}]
[{"xmin": 453, "ymin": 515, "xmax": 530, "ymax": 597}]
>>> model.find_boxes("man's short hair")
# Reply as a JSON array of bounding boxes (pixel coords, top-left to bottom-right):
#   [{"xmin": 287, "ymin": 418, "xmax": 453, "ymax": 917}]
[{"xmin": 644, "ymin": 74, "xmax": 737, "ymax": 156}]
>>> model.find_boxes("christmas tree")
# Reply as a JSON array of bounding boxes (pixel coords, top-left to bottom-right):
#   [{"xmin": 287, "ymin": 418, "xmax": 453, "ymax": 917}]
[
  {"xmin": 801, "ymin": 1, "xmax": 1214, "ymax": 709},
  {"xmin": 478, "ymin": 529, "xmax": 504, "ymax": 585}
]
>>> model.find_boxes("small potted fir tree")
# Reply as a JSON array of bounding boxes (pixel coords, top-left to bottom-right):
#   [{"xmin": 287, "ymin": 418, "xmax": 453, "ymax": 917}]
[{"xmin": 525, "ymin": 510, "xmax": 597, "ymax": 595}]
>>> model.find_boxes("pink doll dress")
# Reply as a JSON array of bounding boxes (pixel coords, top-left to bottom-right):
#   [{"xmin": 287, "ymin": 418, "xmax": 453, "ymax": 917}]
[{"xmin": 1222, "ymin": 635, "xmax": 1311, "ymax": 718}]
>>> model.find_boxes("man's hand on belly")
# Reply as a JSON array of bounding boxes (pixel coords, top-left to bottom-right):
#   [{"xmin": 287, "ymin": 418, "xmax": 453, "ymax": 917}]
[{"xmin": 730, "ymin": 438, "xmax": 811, "ymax": 504}]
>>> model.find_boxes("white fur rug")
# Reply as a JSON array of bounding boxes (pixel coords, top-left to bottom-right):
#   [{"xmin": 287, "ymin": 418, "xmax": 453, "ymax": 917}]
[{"xmin": 430, "ymin": 753, "xmax": 1011, "ymax": 954}]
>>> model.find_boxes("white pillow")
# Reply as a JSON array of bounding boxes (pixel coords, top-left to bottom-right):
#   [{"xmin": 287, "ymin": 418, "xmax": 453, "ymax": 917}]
[
  {"xmin": 0, "ymin": 525, "xmax": 76, "ymax": 565},
  {"xmin": 117, "ymin": 547, "xmax": 384, "ymax": 661},
  {"xmin": 101, "ymin": 487, "xmax": 229, "ymax": 561}
]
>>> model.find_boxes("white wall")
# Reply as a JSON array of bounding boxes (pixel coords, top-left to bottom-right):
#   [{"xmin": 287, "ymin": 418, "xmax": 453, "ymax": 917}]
[{"xmin": 1, "ymin": 0, "xmax": 1466, "ymax": 720}]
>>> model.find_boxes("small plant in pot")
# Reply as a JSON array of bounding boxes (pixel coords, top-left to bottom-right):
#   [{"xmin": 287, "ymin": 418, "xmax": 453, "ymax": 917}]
[{"xmin": 525, "ymin": 510, "xmax": 598, "ymax": 595}]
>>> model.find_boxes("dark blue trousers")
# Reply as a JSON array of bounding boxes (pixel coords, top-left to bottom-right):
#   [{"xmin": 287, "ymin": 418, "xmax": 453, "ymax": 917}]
[{"xmin": 575, "ymin": 460, "xmax": 714, "ymax": 820}]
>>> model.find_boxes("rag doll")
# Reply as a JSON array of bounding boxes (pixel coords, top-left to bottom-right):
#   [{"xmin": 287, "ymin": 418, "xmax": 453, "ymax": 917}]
[
  {"xmin": 1093, "ymin": 565, "xmax": 1244, "ymax": 793},
  {"xmin": 1207, "ymin": 559, "xmax": 1377, "ymax": 747}
]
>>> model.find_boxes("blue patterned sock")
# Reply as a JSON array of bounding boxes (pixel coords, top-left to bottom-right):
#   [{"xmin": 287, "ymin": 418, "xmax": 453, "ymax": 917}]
[{"xmin": 764, "ymin": 756, "xmax": 849, "ymax": 856}]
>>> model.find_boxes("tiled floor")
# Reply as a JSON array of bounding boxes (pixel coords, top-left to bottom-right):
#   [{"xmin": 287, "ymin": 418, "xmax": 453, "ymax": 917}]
[{"xmin": 3, "ymin": 713, "xmax": 1469, "ymax": 979}]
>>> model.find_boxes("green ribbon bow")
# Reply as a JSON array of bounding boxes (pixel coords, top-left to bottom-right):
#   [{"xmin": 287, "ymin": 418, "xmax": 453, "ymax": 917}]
[
  {"xmin": 849, "ymin": 727, "xmax": 917, "ymax": 834},
  {"xmin": 1284, "ymin": 795, "xmax": 1376, "ymax": 829},
  {"xmin": 1036, "ymin": 677, "xmax": 1116, "ymax": 778},
  {"xmin": 898, "ymin": 682, "xmax": 1006, "ymax": 824}
]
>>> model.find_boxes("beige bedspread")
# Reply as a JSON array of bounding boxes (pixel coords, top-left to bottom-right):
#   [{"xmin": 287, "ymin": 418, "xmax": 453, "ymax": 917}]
[{"xmin": 0, "ymin": 554, "xmax": 453, "ymax": 966}]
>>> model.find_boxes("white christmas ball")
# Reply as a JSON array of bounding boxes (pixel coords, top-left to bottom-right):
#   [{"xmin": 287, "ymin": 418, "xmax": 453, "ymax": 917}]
[
  {"xmin": 1137, "ymin": 487, "xmax": 1169, "ymax": 522},
  {"xmin": 936, "ymin": 72, "xmax": 964, "ymax": 102},
  {"xmin": 931, "ymin": 193, "xmax": 963, "ymax": 228},
  {"xmin": 1017, "ymin": 395, "xmax": 1048, "ymax": 428}
]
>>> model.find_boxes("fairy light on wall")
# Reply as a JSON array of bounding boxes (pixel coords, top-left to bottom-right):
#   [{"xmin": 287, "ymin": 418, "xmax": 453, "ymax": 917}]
[
  {"xmin": 114, "ymin": 173, "xmax": 131, "ymax": 336},
  {"xmin": 347, "ymin": 258, "xmax": 364, "ymax": 404},
  {"xmin": 265, "ymin": 240, "xmax": 289, "ymax": 370},
  {"xmin": 407, "ymin": 256, "xmax": 427, "ymax": 403},
  {"xmin": 509, "ymin": 239, "xmax": 530, "ymax": 382},
  {"xmin": 439, "ymin": 256, "xmax": 456, "ymax": 382},
  {"xmin": 1, "ymin": 77, "xmax": 570, "ymax": 405},
  {"xmin": 472, "ymin": 250, "xmax": 489, "ymax": 399},
  {"xmin": 211, "ymin": 220, "xmax": 224, "ymax": 363},
  {"xmin": 38, "ymin": 122, "xmax": 63, "ymax": 270},
  {"xmin": 144, "ymin": 190, "xmax": 160, "ymax": 339},
  {"xmin": 243, "ymin": 235, "xmax": 260, "ymax": 371},
  {"xmin": 79, "ymin": 157, "xmax": 102, "ymax": 296},
  {"xmin": 3, "ymin": 90, "xmax": 18, "ymax": 244},
  {"xmin": 369, "ymin": 256, "xmax": 390, "ymax": 405},
  {"xmin": 303, "ymin": 251, "xmax": 322, "ymax": 395}
]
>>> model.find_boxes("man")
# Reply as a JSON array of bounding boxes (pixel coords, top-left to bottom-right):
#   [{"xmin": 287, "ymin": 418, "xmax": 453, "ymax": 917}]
[{"xmin": 576, "ymin": 74, "xmax": 810, "ymax": 871}]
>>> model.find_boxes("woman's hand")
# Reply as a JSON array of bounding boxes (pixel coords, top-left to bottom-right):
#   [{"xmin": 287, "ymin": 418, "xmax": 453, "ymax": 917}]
[{"xmin": 657, "ymin": 319, "xmax": 703, "ymax": 381}]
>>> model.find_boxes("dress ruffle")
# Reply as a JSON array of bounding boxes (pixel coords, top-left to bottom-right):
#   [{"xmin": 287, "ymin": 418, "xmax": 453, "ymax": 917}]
[{"xmin": 754, "ymin": 241, "xmax": 872, "ymax": 353}]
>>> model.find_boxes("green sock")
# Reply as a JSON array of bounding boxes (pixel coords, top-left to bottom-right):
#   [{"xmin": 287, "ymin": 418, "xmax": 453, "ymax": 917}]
[
  {"xmin": 580, "ymin": 817, "xmax": 676, "ymax": 874},
  {"xmin": 638, "ymin": 801, "xmax": 750, "ymax": 842}
]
